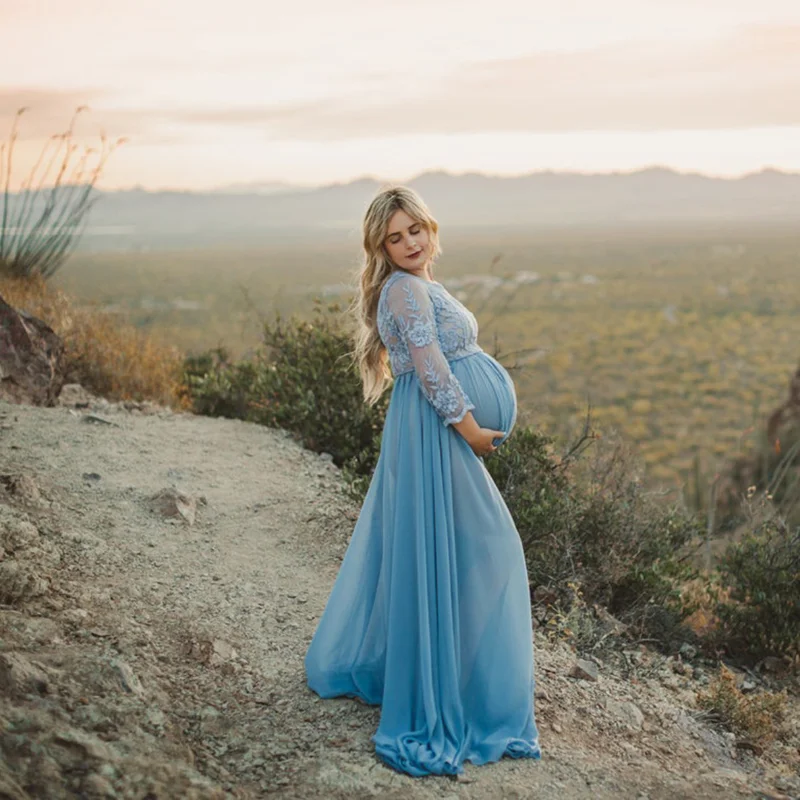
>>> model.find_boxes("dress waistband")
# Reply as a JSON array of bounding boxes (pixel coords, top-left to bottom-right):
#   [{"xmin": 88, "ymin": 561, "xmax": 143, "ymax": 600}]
[{"xmin": 393, "ymin": 345, "xmax": 485, "ymax": 377}]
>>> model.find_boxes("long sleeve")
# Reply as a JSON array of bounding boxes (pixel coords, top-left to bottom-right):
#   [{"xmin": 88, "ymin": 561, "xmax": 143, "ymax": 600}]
[{"xmin": 386, "ymin": 276, "xmax": 476, "ymax": 426}]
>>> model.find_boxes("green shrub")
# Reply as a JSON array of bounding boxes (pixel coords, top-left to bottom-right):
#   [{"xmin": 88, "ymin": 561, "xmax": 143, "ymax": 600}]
[
  {"xmin": 180, "ymin": 303, "xmax": 388, "ymax": 487},
  {"xmin": 487, "ymin": 430, "xmax": 702, "ymax": 642},
  {"xmin": 180, "ymin": 346, "xmax": 266, "ymax": 419},
  {"xmin": 715, "ymin": 498, "xmax": 800, "ymax": 660}
]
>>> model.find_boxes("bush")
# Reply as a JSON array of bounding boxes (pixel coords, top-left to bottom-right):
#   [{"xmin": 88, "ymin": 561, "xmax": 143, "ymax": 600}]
[
  {"xmin": 486, "ymin": 429, "xmax": 702, "ymax": 643},
  {"xmin": 696, "ymin": 664, "xmax": 787, "ymax": 748},
  {"xmin": 179, "ymin": 346, "xmax": 266, "ymax": 420},
  {"xmin": 714, "ymin": 493, "xmax": 800, "ymax": 660},
  {"xmin": 1, "ymin": 274, "xmax": 184, "ymax": 406},
  {"xmin": 180, "ymin": 302, "xmax": 388, "ymax": 486}
]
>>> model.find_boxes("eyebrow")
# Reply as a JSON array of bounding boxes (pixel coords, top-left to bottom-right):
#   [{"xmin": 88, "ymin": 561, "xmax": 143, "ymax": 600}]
[{"xmin": 386, "ymin": 221, "xmax": 422, "ymax": 240}]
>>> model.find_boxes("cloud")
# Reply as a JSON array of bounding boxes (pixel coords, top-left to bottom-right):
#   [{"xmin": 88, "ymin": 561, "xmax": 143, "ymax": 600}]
[
  {"xmin": 174, "ymin": 24, "xmax": 800, "ymax": 140},
  {"xmin": 0, "ymin": 89, "xmax": 179, "ymax": 142},
  {"xmin": 0, "ymin": 88, "xmax": 113, "ymax": 137},
  {"xmin": 6, "ymin": 23, "xmax": 798, "ymax": 150}
]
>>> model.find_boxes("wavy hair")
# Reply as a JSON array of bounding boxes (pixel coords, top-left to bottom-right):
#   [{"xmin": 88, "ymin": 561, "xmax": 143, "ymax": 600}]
[{"xmin": 345, "ymin": 184, "xmax": 442, "ymax": 406}]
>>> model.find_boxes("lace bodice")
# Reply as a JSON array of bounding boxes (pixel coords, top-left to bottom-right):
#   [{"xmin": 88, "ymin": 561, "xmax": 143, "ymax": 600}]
[{"xmin": 377, "ymin": 270, "xmax": 484, "ymax": 426}]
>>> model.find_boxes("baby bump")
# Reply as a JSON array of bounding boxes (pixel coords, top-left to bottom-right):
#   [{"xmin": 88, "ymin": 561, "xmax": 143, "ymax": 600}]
[{"xmin": 450, "ymin": 352, "xmax": 517, "ymax": 447}]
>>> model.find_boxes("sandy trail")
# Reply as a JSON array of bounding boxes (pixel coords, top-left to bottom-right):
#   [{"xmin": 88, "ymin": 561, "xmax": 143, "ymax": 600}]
[{"xmin": 0, "ymin": 397, "xmax": 778, "ymax": 798}]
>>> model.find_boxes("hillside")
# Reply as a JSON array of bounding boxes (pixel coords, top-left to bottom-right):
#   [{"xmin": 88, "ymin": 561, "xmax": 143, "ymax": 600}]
[{"xmin": 0, "ymin": 393, "xmax": 797, "ymax": 799}]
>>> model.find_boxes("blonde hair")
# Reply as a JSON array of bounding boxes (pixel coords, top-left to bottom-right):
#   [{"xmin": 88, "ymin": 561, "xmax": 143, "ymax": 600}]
[{"xmin": 345, "ymin": 184, "xmax": 442, "ymax": 406}]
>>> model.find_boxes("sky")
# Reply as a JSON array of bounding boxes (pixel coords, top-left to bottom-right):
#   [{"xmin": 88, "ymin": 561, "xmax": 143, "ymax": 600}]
[{"xmin": 2, "ymin": 0, "xmax": 800, "ymax": 190}]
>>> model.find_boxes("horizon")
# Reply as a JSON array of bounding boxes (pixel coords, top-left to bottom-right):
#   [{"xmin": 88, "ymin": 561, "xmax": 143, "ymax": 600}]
[
  {"xmin": 3, "ymin": 1, "xmax": 800, "ymax": 191},
  {"xmin": 17, "ymin": 164, "xmax": 800, "ymax": 197}
]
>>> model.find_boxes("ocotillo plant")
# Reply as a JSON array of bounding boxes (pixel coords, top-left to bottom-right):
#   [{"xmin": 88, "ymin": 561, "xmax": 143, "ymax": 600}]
[{"xmin": 0, "ymin": 106, "xmax": 125, "ymax": 280}]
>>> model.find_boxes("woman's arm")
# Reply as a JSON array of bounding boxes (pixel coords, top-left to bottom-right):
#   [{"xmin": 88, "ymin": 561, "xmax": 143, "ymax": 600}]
[{"xmin": 386, "ymin": 275, "xmax": 475, "ymax": 425}]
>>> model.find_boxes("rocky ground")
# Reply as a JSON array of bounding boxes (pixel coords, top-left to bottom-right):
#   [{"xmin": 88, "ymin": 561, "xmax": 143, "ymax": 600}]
[{"xmin": 0, "ymin": 390, "xmax": 798, "ymax": 799}]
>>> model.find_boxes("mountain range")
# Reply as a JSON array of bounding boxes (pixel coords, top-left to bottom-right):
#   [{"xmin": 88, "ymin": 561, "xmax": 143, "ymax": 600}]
[{"xmin": 54, "ymin": 167, "xmax": 800, "ymax": 249}]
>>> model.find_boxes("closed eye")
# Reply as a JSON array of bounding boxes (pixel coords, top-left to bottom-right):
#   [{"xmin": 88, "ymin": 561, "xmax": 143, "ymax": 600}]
[{"xmin": 388, "ymin": 225, "xmax": 422, "ymax": 244}]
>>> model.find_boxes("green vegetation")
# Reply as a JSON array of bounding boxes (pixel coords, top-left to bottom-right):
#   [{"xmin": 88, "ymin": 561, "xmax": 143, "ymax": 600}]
[
  {"xmin": 179, "ymin": 301, "xmax": 389, "ymax": 498},
  {"xmin": 714, "ymin": 491, "xmax": 800, "ymax": 660},
  {"xmin": 176, "ymin": 302, "xmax": 799, "ymax": 662},
  {"xmin": 57, "ymin": 224, "xmax": 800, "ymax": 496},
  {"xmin": 485, "ymin": 426, "xmax": 702, "ymax": 644}
]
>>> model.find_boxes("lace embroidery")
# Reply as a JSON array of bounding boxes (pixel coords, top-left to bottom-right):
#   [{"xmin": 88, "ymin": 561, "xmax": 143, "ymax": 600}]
[{"xmin": 377, "ymin": 272, "xmax": 480, "ymax": 426}]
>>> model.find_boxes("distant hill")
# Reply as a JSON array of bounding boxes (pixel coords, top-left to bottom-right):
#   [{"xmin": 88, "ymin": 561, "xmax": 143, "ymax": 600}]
[{"xmin": 35, "ymin": 167, "xmax": 800, "ymax": 250}]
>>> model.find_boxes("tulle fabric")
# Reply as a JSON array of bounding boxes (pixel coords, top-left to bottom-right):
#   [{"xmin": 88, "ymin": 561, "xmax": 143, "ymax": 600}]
[{"xmin": 304, "ymin": 350, "xmax": 541, "ymax": 776}]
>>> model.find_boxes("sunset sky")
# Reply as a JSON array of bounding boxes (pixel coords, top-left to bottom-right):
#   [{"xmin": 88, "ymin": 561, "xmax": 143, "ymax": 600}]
[{"xmin": 2, "ymin": 0, "xmax": 800, "ymax": 190}]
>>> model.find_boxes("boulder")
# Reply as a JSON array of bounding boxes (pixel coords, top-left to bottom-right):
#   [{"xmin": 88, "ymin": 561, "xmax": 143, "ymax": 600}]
[
  {"xmin": 0, "ymin": 292, "xmax": 65, "ymax": 406},
  {"xmin": 569, "ymin": 659, "xmax": 599, "ymax": 682}
]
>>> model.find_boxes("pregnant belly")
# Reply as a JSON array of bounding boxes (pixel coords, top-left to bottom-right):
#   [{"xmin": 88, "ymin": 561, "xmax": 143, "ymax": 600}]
[{"xmin": 449, "ymin": 351, "xmax": 518, "ymax": 447}]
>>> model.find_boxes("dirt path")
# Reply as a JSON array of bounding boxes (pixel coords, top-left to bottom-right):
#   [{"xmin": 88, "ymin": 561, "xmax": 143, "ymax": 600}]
[{"xmin": 0, "ymin": 396, "xmax": 793, "ymax": 799}]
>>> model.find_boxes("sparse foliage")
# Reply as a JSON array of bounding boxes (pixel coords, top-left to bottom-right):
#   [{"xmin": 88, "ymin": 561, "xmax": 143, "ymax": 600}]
[
  {"xmin": 180, "ymin": 300, "xmax": 389, "ymax": 483},
  {"xmin": 0, "ymin": 106, "xmax": 125, "ymax": 279},
  {"xmin": 696, "ymin": 664, "xmax": 788, "ymax": 747},
  {"xmin": 714, "ymin": 490, "xmax": 800, "ymax": 660}
]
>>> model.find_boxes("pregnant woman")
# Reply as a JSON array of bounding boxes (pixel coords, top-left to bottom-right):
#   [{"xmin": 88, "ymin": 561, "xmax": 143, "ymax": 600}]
[{"xmin": 304, "ymin": 185, "xmax": 541, "ymax": 777}]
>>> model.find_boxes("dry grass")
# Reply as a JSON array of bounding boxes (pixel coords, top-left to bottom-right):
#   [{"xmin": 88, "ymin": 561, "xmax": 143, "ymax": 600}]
[
  {"xmin": 0, "ymin": 274, "xmax": 187, "ymax": 408},
  {"xmin": 696, "ymin": 664, "xmax": 788, "ymax": 748}
]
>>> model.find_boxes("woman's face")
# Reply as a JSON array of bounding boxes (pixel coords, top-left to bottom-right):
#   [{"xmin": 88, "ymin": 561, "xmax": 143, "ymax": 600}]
[{"xmin": 383, "ymin": 209, "xmax": 432, "ymax": 277}]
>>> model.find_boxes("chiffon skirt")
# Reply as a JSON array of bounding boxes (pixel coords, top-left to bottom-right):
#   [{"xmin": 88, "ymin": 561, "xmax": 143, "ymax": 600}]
[{"xmin": 304, "ymin": 351, "xmax": 541, "ymax": 776}]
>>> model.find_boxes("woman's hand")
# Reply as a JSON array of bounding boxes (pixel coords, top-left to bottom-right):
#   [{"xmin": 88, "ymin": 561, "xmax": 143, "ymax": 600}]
[
  {"xmin": 450, "ymin": 411, "xmax": 505, "ymax": 457},
  {"xmin": 468, "ymin": 427, "xmax": 506, "ymax": 458}
]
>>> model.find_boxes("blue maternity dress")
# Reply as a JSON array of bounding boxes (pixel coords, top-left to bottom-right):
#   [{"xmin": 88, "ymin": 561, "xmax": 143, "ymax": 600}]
[{"xmin": 304, "ymin": 269, "xmax": 541, "ymax": 776}]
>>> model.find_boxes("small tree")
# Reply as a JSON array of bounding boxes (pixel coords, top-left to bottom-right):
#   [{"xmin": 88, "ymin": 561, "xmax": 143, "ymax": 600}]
[{"xmin": 0, "ymin": 106, "xmax": 125, "ymax": 280}]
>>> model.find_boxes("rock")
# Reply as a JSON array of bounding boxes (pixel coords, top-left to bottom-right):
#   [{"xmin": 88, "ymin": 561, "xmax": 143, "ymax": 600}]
[
  {"xmin": 605, "ymin": 698, "xmax": 645, "ymax": 731},
  {"xmin": 0, "ymin": 292, "xmax": 65, "ymax": 406},
  {"xmin": 0, "ymin": 514, "xmax": 40, "ymax": 552},
  {"xmin": 0, "ymin": 560, "xmax": 50, "ymax": 605},
  {"xmin": 57, "ymin": 383, "xmax": 95, "ymax": 408},
  {"xmin": 145, "ymin": 707, "xmax": 167, "ymax": 729},
  {"xmin": 758, "ymin": 656, "xmax": 787, "ymax": 676},
  {"xmin": 2, "ymin": 614, "xmax": 61, "ymax": 645},
  {"xmin": 740, "ymin": 678, "xmax": 757, "ymax": 693},
  {"xmin": 679, "ymin": 642, "xmax": 698, "ymax": 660},
  {"xmin": 569, "ymin": 659, "xmax": 599, "ymax": 682},
  {"xmin": 0, "ymin": 474, "xmax": 45, "ymax": 506},
  {"xmin": 51, "ymin": 729, "xmax": 115, "ymax": 765},
  {"xmin": 81, "ymin": 773, "xmax": 117, "ymax": 798},
  {"xmin": 594, "ymin": 605, "xmax": 628, "ymax": 635},
  {"xmin": 0, "ymin": 652, "xmax": 49, "ymax": 695},
  {"xmin": 111, "ymin": 657, "xmax": 144, "ymax": 697},
  {"xmin": 190, "ymin": 638, "xmax": 237, "ymax": 667},
  {"xmin": 148, "ymin": 488, "xmax": 197, "ymax": 525},
  {"xmin": 80, "ymin": 414, "xmax": 120, "ymax": 427}
]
